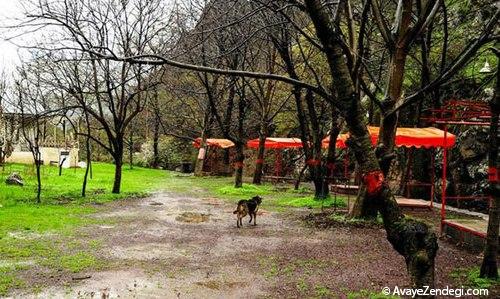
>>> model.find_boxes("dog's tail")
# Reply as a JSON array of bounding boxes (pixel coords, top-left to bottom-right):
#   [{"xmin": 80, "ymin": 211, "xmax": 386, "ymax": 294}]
[{"xmin": 233, "ymin": 210, "xmax": 238, "ymax": 214}]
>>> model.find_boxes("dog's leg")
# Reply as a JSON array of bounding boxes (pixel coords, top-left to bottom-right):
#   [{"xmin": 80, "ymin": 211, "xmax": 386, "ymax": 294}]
[
  {"xmin": 254, "ymin": 212, "xmax": 257, "ymax": 226},
  {"xmin": 249, "ymin": 213, "xmax": 253, "ymax": 223},
  {"xmin": 237, "ymin": 217, "xmax": 240, "ymax": 228}
]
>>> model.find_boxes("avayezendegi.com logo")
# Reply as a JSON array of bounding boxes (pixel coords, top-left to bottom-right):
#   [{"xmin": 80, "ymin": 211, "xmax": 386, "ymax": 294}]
[{"xmin": 381, "ymin": 286, "xmax": 489, "ymax": 298}]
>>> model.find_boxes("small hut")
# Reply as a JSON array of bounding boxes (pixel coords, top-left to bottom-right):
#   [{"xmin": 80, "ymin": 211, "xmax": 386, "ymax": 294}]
[{"xmin": 193, "ymin": 138, "xmax": 235, "ymax": 175}]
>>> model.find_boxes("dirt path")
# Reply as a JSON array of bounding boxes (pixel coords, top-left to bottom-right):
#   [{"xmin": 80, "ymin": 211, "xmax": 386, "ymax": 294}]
[{"xmin": 15, "ymin": 192, "xmax": 487, "ymax": 298}]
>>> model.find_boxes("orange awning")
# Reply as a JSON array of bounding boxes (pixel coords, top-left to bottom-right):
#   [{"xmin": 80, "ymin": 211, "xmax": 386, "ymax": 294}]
[
  {"xmin": 193, "ymin": 138, "xmax": 235, "ymax": 149},
  {"xmin": 247, "ymin": 137, "xmax": 304, "ymax": 149},
  {"xmin": 322, "ymin": 126, "xmax": 456, "ymax": 149}
]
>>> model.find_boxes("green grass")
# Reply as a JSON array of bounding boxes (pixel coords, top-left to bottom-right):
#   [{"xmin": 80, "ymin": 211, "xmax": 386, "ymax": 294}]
[
  {"xmin": 274, "ymin": 195, "xmax": 346, "ymax": 209},
  {"xmin": 0, "ymin": 162, "xmax": 174, "ymax": 295},
  {"xmin": 0, "ymin": 162, "xmax": 173, "ymax": 239},
  {"xmin": 217, "ymin": 183, "xmax": 274, "ymax": 198},
  {"xmin": 0, "ymin": 162, "xmax": 347, "ymax": 295},
  {"xmin": 0, "ymin": 205, "xmax": 96, "ymax": 239},
  {"xmin": 0, "ymin": 266, "xmax": 24, "ymax": 296},
  {"xmin": 58, "ymin": 252, "xmax": 99, "ymax": 273},
  {"xmin": 214, "ymin": 182, "xmax": 347, "ymax": 210},
  {"xmin": 157, "ymin": 173, "xmax": 347, "ymax": 210},
  {"xmin": 314, "ymin": 284, "xmax": 332, "ymax": 298},
  {"xmin": 451, "ymin": 267, "xmax": 499, "ymax": 289},
  {"xmin": 0, "ymin": 163, "xmax": 172, "ymax": 206}
]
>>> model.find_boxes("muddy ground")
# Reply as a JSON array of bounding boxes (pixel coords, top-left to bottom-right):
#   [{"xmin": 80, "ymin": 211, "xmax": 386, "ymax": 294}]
[{"xmin": 11, "ymin": 192, "xmax": 496, "ymax": 298}]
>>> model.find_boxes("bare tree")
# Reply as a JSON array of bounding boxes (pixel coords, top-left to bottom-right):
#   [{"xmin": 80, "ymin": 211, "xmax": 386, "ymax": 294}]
[
  {"xmin": 12, "ymin": 60, "xmax": 58, "ymax": 203},
  {"xmin": 180, "ymin": 0, "xmax": 256, "ymax": 187},
  {"xmin": 23, "ymin": 0, "xmax": 167, "ymax": 193},
  {"xmin": 242, "ymin": 44, "xmax": 293, "ymax": 184}
]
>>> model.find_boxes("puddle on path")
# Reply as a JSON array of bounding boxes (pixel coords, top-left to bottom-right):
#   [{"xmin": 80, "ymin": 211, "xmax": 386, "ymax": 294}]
[{"xmin": 176, "ymin": 212, "xmax": 211, "ymax": 223}]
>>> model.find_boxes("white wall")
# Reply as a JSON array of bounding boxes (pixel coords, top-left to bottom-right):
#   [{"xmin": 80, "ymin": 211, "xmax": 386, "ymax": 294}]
[{"xmin": 6, "ymin": 147, "xmax": 80, "ymax": 168}]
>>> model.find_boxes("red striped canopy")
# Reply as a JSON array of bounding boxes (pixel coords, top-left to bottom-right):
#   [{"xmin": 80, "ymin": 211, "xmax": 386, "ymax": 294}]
[
  {"xmin": 322, "ymin": 127, "xmax": 456, "ymax": 149},
  {"xmin": 247, "ymin": 137, "xmax": 303, "ymax": 149}
]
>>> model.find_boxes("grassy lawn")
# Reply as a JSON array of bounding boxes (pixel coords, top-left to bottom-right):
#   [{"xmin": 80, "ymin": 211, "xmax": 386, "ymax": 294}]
[
  {"xmin": 0, "ymin": 162, "xmax": 345, "ymax": 295},
  {"xmin": 0, "ymin": 163, "xmax": 172, "ymax": 206},
  {"xmin": 0, "ymin": 162, "xmax": 342, "ymax": 239},
  {"xmin": 0, "ymin": 162, "xmax": 174, "ymax": 295},
  {"xmin": 160, "ymin": 175, "xmax": 347, "ymax": 210}
]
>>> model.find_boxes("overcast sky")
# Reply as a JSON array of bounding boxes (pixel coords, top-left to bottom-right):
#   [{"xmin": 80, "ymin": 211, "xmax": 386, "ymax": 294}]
[{"xmin": 0, "ymin": 0, "xmax": 26, "ymax": 74}]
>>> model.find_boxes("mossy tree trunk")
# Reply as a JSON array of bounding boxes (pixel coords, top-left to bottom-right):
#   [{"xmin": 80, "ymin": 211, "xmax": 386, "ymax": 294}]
[
  {"xmin": 304, "ymin": 0, "xmax": 438, "ymax": 289},
  {"xmin": 378, "ymin": 45, "xmax": 409, "ymax": 175}
]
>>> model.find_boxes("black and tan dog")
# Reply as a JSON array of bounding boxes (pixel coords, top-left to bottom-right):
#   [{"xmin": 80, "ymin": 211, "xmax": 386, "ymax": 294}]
[{"xmin": 233, "ymin": 196, "xmax": 262, "ymax": 228}]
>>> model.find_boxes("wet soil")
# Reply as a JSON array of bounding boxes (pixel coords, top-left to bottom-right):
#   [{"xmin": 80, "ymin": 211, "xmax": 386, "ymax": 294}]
[{"xmin": 11, "ymin": 193, "xmax": 496, "ymax": 298}]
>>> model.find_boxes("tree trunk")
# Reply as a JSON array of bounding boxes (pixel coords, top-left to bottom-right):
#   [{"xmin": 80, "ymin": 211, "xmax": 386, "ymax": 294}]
[
  {"xmin": 194, "ymin": 135, "xmax": 207, "ymax": 176},
  {"xmin": 58, "ymin": 157, "xmax": 66, "ymax": 176},
  {"xmin": 128, "ymin": 130, "xmax": 134, "ymax": 170},
  {"xmin": 356, "ymin": 40, "xmax": 410, "ymax": 217},
  {"xmin": 82, "ymin": 143, "xmax": 91, "ymax": 197},
  {"xmin": 304, "ymin": 90, "xmax": 329, "ymax": 199},
  {"xmin": 35, "ymin": 158, "xmax": 42, "ymax": 204},
  {"xmin": 326, "ymin": 115, "xmax": 341, "ymax": 179},
  {"xmin": 325, "ymin": 107, "xmax": 342, "ymax": 199},
  {"xmin": 377, "ymin": 0, "xmax": 413, "ymax": 177},
  {"xmin": 89, "ymin": 148, "xmax": 93, "ymax": 180},
  {"xmin": 82, "ymin": 116, "xmax": 92, "ymax": 197},
  {"xmin": 311, "ymin": 169, "xmax": 328, "ymax": 199},
  {"xmin": 350, "ymin": 186, "xmax": 379, "ymax": 219},
  {"xmin": 112, "ymin": 140, "xmax": 124, "ymax": 194},
  {"xmin": 308, "ymin": 150, "xmax": 328, "ymax": 199},
  {"xmin": 252, "ymin": 128, "xmax": 266, "ymax": 184},
  {"xmin": 151, "ymin": 115, "xmax": 160, "ymax": 169},
  {"xmin": 480, "ymin": 53, "xmax": 499, "ymax": 279},
  {"xmin": 234, "ymin": 143, "xmax": 244, "ymax": 188},
  {"xmin": 234, "ymin": 79, "xmax": 247, "ymax": 187},
  {"xmin": 378, "ymin": 47, "xmax": 407, "ymax": 175},
  {"xmin": 112, "ymin": 157, "xmax": 123, "ymax": 194},
  {"xmin": 273, "ymin": 39, "xmax": 317, "ymax": 196},
  {"xmin": 195, "ymin": 111, "xmax": 211, "ymax": 176},
  {"xmin": 294, "ymin": 164, "xmax": 307, "ymax": 190},
  {"xmin": 304, "ymin": 0, "xmax": 438, "ymax": 289}
]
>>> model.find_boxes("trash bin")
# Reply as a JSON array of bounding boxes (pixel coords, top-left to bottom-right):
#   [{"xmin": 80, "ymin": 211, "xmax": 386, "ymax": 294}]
[{"xmin": 181, "ymin": 161, "xmax": 193, "ymax": 173}]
